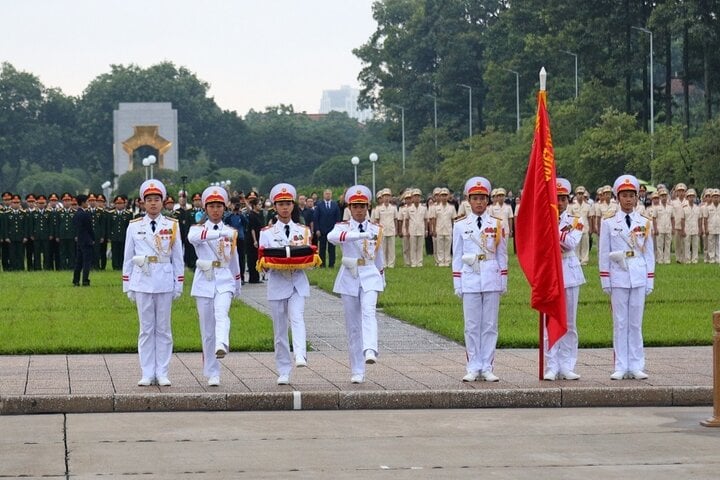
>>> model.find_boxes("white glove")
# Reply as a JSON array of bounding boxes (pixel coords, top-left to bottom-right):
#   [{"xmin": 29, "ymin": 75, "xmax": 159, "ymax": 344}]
[
  {"xmin": 358, "ymin": 231, "xmax": 371, "ymax": 239},
  {"xmin": 454, "ymin": 288, "xmax": 463, "ymax": 298},
  {"xmin": 602, "ymin": 287, "xmax": 611, "ymax": 295},
  {"xmin": 646, "ymin": 288, "xmax": 653, "ymax": 296},
  {"xmin": 127, "ymin": 291, "xmax": 136, "ymax": 303},
  {"xmin": 221, "ymin": 228, "xmax": 235, "ymax": 240},
  {"xmin": 234, "ymin": 286, "xmax": 242, "ymax": 300},
  {"xmin": 173, "ymin": 288, "xmax": 182, "ymax": 300}
]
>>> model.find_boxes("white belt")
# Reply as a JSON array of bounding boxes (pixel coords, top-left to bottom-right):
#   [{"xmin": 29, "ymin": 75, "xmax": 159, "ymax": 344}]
[{"xmin": 561, "ymin": 252, "xmax": 576, "ymax": 259}]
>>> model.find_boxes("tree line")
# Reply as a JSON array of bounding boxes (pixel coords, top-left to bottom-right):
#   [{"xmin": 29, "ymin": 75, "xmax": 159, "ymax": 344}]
[{"xmin": 1, "ymin": 0, "xmax": 719, "ymax": 200}]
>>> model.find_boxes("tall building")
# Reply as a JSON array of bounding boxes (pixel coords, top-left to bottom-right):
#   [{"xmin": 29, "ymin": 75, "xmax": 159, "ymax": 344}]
[{"xmin": 319, "ymin": 85, "xmax": 373, "ymax": 122}]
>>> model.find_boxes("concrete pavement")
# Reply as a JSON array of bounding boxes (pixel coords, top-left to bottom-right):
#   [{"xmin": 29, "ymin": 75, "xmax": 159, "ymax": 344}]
[
  {"xmin": 3, "ymin": 408, "xmax": 720, "ymax": 478},
  {"xmin": 0, "ymin": 282, "xmax": 714, "ymax": 414}
]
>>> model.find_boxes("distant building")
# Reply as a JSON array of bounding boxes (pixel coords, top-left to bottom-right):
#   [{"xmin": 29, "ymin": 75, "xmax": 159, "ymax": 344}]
[{"xmin": 319, "ymin": 85, "xmax": 373, "ymax": 122}]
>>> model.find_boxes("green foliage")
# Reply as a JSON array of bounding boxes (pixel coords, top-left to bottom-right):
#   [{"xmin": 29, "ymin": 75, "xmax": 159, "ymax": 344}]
[{"xmin": 17, "ymin": 170, "xmax": 85, "ymax": 196}]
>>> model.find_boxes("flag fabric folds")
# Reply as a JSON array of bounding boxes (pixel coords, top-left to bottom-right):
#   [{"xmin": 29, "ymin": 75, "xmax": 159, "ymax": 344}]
[{"xmin": 515, "ymin": 89, "xmax": 567, "ymax": 349}]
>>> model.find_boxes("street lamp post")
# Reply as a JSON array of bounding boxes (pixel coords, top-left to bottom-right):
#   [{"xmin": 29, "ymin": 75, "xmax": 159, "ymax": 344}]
[
  {"xmin": 144, "ymin": 154, "xmax": 157, "ymax": 179},
  {"xmin": 457, "ymin": 84, "xmax": 472, "ymax": 141},
  {"xmin": 633, "ymin": 26, "xmax": 654, "ymax": 179},
  {"xmin": 101, "ymin": 181, "xmax": 112, "ymax": 207},
  {"xmin": 351, "ymin": 156, "xmax": 360, "ymax": 185},
  {"xmin": 391, "ymin": 105, "xmax": 405, "ymax": 175},
  {"xmin": 560, "ymin": 50, "xmax": 578, "ymax": 98},
  {"xmin": 369, "ymin": 152, "xmax": 378, "ymax": 199},
  {"xmin": 503, "ymin": 69, "xmax": 520, "ymax": 133}
]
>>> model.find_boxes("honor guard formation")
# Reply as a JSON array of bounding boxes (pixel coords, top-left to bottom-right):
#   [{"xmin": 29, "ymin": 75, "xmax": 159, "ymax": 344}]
[{"xmin": 2, "ymin": 175, "xmax": 717, "ymax": 385}]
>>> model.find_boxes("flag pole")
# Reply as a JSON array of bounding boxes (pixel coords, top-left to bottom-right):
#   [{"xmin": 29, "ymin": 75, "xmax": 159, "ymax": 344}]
[{"xmin": 538, "ymin": 67, "xmax": 547, "ymax": 381}]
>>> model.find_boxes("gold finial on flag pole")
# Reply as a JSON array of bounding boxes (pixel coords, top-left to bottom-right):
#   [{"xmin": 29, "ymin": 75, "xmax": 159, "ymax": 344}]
[{"xmin": 539, "ymin": 67, "xmax": 547, "ymax": 92}]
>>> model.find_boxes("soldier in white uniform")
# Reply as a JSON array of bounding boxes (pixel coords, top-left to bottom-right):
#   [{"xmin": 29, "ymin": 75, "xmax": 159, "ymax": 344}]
[
  {"xmin": 123, "ymin": 180, "xmax": 185, "ymax": 387},
  {"xmin": 370, "ymin": 188, "xmax": 398, "ymax": 268},
  {"xmin": 328, "ymin": 185, "xmax": 385, "ymax": 384},
  {"xmin": 430, "ymin": 187, "xmax": 456, "ymax": 267},
  {"xmin": 188, "ymin": 186, "xmax": 242, "ymax": 387},
  {"xmin": 544, "ymin": 179, "xmax": 585, "ymax": 381},
  {"xmin": 404, "ymin": 189, "xmax": 428, "ymax": 267},
  {"xmin": 452, "ymin": 176, "xmax": 508, "ymax": 383},
  {"xmin": 671, "ymin": 183, "xmax": 689, "ymax": 263},
  {"xmin": 599, "ymin": 174, "xmax": 655, "ymax": 380},
  {"xmin": 706, "ymin": 189, "xmax": 720, "ymax": 263},
  {"xmin": 399, "ymin": 190, "xmax": 412, "ymax": 266},
  {"xmin": 258, "ymin": 183, "xmax": 313, "ymax": 385}
]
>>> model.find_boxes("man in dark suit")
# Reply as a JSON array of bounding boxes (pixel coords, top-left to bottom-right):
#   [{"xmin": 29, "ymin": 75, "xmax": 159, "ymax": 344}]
[
  {"xmin": 72, "ymin": 194, "xmax": 95, "ymax": 286},
  {"xmin": 313, "ymin": 189, "xmax": 340, "ymax": 267}
]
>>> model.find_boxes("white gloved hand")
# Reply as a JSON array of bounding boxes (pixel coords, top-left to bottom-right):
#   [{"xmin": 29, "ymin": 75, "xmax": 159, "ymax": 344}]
[
  {"xmin": 234, "ymin": 287, "xmax": 242, "ymax": 300},
  {"xmin": 127, "ymin": 291, "xmax": 136, "ymax": 303},
  {"xmin": 454, "ymin": 288, "xmax": 463, "ymax": 298},
  {"xmin": 221, "ymin": 229, "xmax": 235, "ymax": 240},
  {"xmin": 358, "ymin": 231, "xmax": 371, "ymax": 239},
  {"xmin": 173, "ymin": 289, "xmax": 182, "ymax": 300},
  {"xmin": 602, "ymin": 287, "xmax": 611, "ymax": 295},
  {"xmin": 646, "ymin": 288, "xmax": 653, "ymax": 296}
]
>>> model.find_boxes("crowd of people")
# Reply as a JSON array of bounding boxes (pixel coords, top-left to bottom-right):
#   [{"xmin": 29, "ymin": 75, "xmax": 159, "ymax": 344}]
[{"xmin": 2, "ymin": 175, "xmax": 717, "ymax": 386}]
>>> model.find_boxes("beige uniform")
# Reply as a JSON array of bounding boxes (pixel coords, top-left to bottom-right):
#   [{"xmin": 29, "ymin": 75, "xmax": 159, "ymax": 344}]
[
  {"xmin": 405, "ymin": 203, "xmax": 428, "ymax": 267},
  {"xmin": 706, "ymin": 202, "xmax": 720, "ymax": 263},
  {"xmin": 652, "ymin": 202, "xmax": 673, "ymax": 264},
  {"xmin": 567, "ymin": 200, "xmax": 591, "ymax": 264},
  {"xmin": 371, "ymin": 203, "xmax": 399, "ymax": 268},
  {"xmin": 684, "ymin": 203, "xmax": 701, "ymax": 263},
  {"xmin": 399, "ymin": 204, "xmax": 410, "ymax": 266},
  {"xmin": 671, "ymin": 198, "xmax": 688, "ymax": 263},
  {"xmin": 701, "ymin": 202, "xmax": 711, "ymax": 262},
  {"xmin": 432, "ymin": 203, "xmax": 456, "ymax": 266}
]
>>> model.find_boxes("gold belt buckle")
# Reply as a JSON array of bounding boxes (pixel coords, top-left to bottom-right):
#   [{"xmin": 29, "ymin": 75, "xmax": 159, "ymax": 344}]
[
  {"xmin": 477, "ymin": 254, "xmax": 486, "ymax": 261},
  {"xmin": 147, "ymin": 256, "xmax": 158, "ymax": 263},
  {"xmin": 625, "ymin": 251, "xmax": 635, "ymax": 258},
  {"xmin": 357, "ymin": 259, "xmax": 366, "ymax": 266},
  {"xmin": 212, "ymin": 260, "xmax": 222, "ymax": 267}
]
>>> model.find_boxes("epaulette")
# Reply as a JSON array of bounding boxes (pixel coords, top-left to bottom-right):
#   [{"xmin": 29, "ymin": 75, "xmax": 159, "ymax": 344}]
[
  {"xmin": 453, "ymin": 214, "xmax": 467, "ymax": 223},
  {"xmin": 336, "ymin": 221, "xmax": 349, "ymax": 224},
  {"xmin": 261, "ymin": 225, "xmax": 273, "ymax": 231},
  {"xmin": 603, "ymin": 211, "xmax": 615, "ymax": 219},
  {"xmin": 641, "ymin": 213, "xmax": 652, "ymax": 221},
  {"xmin": 166, "ymin": 217, "xmax": 178, "ymax": 222},
  {"xmin": 490, "ymin": 215, "xmax": 502, "ymax": 221},
  {"xmin": 130, "ymin": 217, "xmax": 143, "ymax": 223}
]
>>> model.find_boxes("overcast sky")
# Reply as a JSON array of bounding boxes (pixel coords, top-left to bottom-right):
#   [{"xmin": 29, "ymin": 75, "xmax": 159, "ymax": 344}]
[{"xmin": 1, "ymin": 0, "xmax": 377, "ymax": 115}]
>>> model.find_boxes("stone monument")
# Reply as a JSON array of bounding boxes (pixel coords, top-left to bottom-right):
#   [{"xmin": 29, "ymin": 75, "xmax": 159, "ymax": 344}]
[{"xmin": 113, "ymin": 103, "xmax": 178, "ymax": 182}]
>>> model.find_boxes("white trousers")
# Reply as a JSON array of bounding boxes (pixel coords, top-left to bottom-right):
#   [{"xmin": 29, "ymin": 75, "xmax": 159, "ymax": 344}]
[
  {"xmin": 462, "ymin": 292, "xmax": 500, "ymax": 373},
  {"xmin": 195, "ymin": 292, "xmax": 232, "ymax": 379},
  {"xmin": 135, "ymin": 291, "xmax": 174, "ymax": 379},
  {"xmin": 610, "ymin": 286, "xmax": 646, "ymax": 373},
  {"xmin": 382, "ymin": 235, "xmax": 396, "ymax": 268},
  {"xmin": 436, "ymin": 234, "xmax": 451, "ymax": 266},
  {"xmin": 269, "ymin": 292, "xmax": 306, "ymax": 376},
  {"xmin": 341, "ymin": 289, "xmax": 379, "ymax": 375},
  {"xmin": 544, "ymin": 286, "xmax": 579, "ymax": 375}
]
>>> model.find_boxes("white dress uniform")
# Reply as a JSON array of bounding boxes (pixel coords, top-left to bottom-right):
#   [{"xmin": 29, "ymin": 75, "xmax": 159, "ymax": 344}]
[
  {"xmin": 544, "ymin": 181, "xmax": 586, "ymax": 379},
  {"xmin": 259, "ymin": 184, "xmax": 312, "ymax": 383},
  {"xmin": 707, "ymin": 193, "xmax": 720, "ymax": 263},
  {"xmin": 433, "ymin": 200, "xmax": 456, "ymax": 267},
  {"xmin": 452, "ymin": 177, "xmax": 508, "ymax": 381},
  {"xmin": 567, "ymin": 196, "xmax": 591, "ymax": 264},
  {"xmin": 653, "ymin": 196, "xmax": 673, "ymax": 264},
  {"xmin": 189, "ymin": 213, "xmax": 241, "ymax": 383},
  {"xmin": 122, "ymin": 180, "xmax": 184, "ymax": 385},
  {"xmin": 328, "ymin": 189, "xmax": 384, "ymax": 382},
  {"xmin": 599, "ymin": 175, "xmax": 655, "ymax": 379}
]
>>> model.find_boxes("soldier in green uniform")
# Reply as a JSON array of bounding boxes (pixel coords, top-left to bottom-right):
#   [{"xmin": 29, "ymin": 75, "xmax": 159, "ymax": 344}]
[
  {"xmin": 96, "ymin": 194, "xmax": 110, "ymax": 270},
  {"xmin": 4, "ymin": 194, "xmax": 28, "ymax": 271},
  {"xmin": 47, "ymin": 193, "xmax": 62, "ymax": 270},
  {"xmin": 24, "ymin": 194, "xmax": 37, "ymax": 270},
  {"xmin": 55, "ymin": 193, "xmax": 76, "ymax": 270},
  {"xmin": 0, "ymin": 191, "xmax": 10, "ymax": 271},
  {"xmin": 107, "ymin": 195, "xmax": 133, "ymax": 270},
  {"xmin": 29, "ymin": 195, "xmax": 54, "ymax": 270}
]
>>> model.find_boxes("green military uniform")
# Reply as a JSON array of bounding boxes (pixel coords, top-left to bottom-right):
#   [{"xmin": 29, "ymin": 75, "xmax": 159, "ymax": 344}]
[
  {"xmin": 106, "ymin": 203, "xmax": 133, "ymax": 270},
  {"xmin": 89, "ymin": 206, "xmax": 107, "ymax": 270},
  {"xmin": 28, "ymin": 202, "xmax": 55, "ymax": 270},
  {"xmin": 4, "ymin": 202, "xmax": 28, "ymax": 271},
  {"xmin": 55, "ymin": 205, "xmax": 76, "ymax": 270},
  {"xmin": 0, "ymin": 207, "xmax": 7, "ymax": 271}
]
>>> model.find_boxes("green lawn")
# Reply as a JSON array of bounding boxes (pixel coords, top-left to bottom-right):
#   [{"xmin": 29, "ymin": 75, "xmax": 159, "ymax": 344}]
[
  {"xmin": 307, "ymin": 249, "xmax": 720, "ymax": 348},
  {"xmin": 0, "ymin": 248, "xmax": 717, "ymax": 354}
]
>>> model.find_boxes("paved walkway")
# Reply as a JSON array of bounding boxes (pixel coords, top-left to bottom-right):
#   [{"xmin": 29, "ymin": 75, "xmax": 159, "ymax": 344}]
[{"xmin": 0, "ymin": 283, "xmax": 714, "ymax": 414}]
